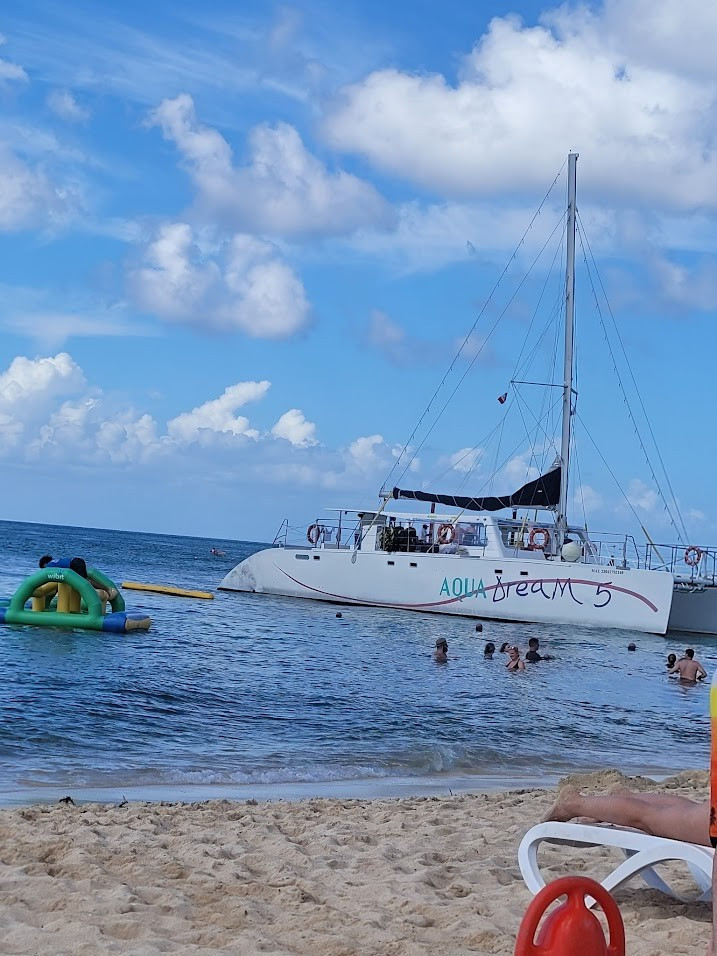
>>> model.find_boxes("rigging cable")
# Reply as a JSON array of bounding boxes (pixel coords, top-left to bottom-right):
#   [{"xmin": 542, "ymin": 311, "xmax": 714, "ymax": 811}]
[
  {"xmin": 576, "ymin": 213, "xmax": 689, "ymax": 544},
  {"xmin": 382, "ymin": 159, "xmax": 568, "ymax": 493}
]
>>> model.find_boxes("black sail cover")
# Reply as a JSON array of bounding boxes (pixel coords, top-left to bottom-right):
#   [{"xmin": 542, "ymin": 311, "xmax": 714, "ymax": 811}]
[{"xmin": 392, "ymin": 466, "xmax": 561, "ymax": 513}]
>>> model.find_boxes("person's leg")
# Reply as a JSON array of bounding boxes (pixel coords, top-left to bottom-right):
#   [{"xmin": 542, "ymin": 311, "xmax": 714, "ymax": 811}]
[{"xmin": 545, "ymin": 787, "xmax": 710, "ymax": 846}]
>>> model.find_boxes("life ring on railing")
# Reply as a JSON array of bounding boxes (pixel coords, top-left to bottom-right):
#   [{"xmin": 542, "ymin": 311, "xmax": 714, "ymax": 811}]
[
  {"xmin": 437, "ymin": 523, "xmax": 456, "ymax": 545},
  {"xmin": 528, "ymin": 527, "xmax": 551, "ymax": 551},
  {"xmin": 684, "ymin": 545, "xmax": 703, "ymax": 567},
  {"xmin": 306, "ymin": 523, "xmax": 321, "ymax": 546}
]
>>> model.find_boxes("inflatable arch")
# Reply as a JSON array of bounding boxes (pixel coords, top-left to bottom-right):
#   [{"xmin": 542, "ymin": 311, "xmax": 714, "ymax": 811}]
[{"xmin": 0, "ymin": 565, "xmax": 151, "ymax": 633}]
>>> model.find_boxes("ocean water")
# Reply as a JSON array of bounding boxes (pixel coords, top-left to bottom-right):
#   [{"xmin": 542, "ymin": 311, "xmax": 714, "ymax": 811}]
[{"xmin": 0, "ymin": 519, "xmax": 712, "ymax": 806}]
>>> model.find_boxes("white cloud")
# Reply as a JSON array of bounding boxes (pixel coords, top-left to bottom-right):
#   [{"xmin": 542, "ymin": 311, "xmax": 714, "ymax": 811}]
[
  {"xmin": 572, "ymin": 483, "xmax": 604, "ymax": 515},
  {"xmin": 166, "ymin": 380, "xmax": 270, "ymax": 443},
  {"xmin": 0, "ymin": 147, "xmax": 80, "ymax": 232},
  {"xmin": 129, "ymin": 223, "xmax": 310, "ymax": 338},
  {"xmin": 626, "ymin": 477, "xmax": 659, "ymax": 512},
  {"xmin": 322, "ymin": 0, "xmax": 717, "ymax": 212},
  {"xmin": 47, "ymin": 89, "xmax": 91, "ymax": 123},
  {"xmin": 0, "ymin": 353, "xmax": 86, "ymax": 448},
  {"xmin": 271, "ymin": 409, "xmax": 318, "ymax": 446},
  {"xmin": 449, "ymin": 447, "xmax": 482, "ymax": 474},
  {"xmin": 348, "ymin": 434, "xmax": 386, "ymax": 471},
  {"xmin": 0, "ymin": 352, "xmax": 85, "ymax": 409},
  {"xmin": 148, "ymin": 93, "xmax": 392, "ymax": 237},
  {"xmin": 0, "ymin": 36, "xmax": 27, "ymax": 86}
]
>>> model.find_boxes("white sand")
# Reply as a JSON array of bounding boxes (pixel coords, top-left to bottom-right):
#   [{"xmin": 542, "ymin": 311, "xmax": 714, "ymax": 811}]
[{"xmin": 0, "ymin": 769, "xmax": 711, "ymax": 955}]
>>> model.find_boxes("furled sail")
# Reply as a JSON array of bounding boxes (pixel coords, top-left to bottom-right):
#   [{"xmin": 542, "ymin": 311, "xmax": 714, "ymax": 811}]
[{"xmin": 392, "ymin": 465, "xmax": 561, "ymax": 513}]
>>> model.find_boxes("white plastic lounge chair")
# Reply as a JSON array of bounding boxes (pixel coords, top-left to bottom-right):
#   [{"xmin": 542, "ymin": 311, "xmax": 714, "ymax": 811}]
[{"xmin": 519, "ymin": 821, "xmax": 714, "ymax": 903}]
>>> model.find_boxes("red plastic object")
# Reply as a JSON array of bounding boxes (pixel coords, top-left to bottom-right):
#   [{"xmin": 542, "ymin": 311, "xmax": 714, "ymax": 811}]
[{"xmin": 514, "ymin": 876, "xmax": 625, "ymax": 955}]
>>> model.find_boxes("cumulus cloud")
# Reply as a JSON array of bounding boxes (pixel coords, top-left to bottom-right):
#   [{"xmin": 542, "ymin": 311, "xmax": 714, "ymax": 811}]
[
  {"xmin": 322, "ymin": 0, "xmax": 717, "ymax": 212},
  {"xmin": 271, "ymin": 409, "xmax": 318, "ymax": 446},
  {"xmin": 129, "ymin": 223, "xmax": 310, "ymax": 337},
  {"xmin": 47, "ymin": 89, "xmax": 91, "ymax": 123},
  {"xmin": 167, "ymin": 380, "xmax": 270, "ymax": 443},
  {"xmin": 0, "ymin": 353, "xmax": 86, "ymax": 448},
  {"xmin": 148, "ymin": 93, "xmax": 392, "ymax": 237},
  {"xmin": 348, "ymin": 434, "xmax": 386, "ymax": 471},
  {"xmin": 0, "ymin": 352, "xmax": 420, "ymax": 504}
]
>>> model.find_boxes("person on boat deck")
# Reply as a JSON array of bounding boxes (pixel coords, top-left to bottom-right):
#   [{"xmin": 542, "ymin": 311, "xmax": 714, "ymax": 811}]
[
  {"xmin": 484, "ymin": 642, "xmax": 496, "ymax": 659},
  {"xmin": 506, "ymin": 646, "xmax": 525, "ymax": 671},
  {"xmin": 669, "ymin": 647, "xmax": 707, "ymax": 682},
  {"xmin": 420, "ymin": 524, "xmax": 431, "ymax": 544},
  {"xmin": 433, "ymin": 638, "xmax": 448, "ymax": 662}
]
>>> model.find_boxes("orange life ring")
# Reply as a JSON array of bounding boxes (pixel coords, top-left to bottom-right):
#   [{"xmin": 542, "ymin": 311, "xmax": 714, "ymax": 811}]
[
  {"xmin": 306, "ymin": 523, "xmax": 321, "ymax": 546},
  {"xmin": 528, "ymin": 527, "xmax": 551, "ymax": 551},
  {"xmin": 437, "ymin": 523, "xmax": 455, "ymax": 545},
  {"xmin": 684, "ymin": 545, "xmax": 703, "ymax": 567}
]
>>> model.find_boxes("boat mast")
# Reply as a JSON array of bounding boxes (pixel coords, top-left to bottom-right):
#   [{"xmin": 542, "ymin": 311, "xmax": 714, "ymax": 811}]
[{"xmin": 558, "ymin": 152, "xmax": 578, "ymax": 549}]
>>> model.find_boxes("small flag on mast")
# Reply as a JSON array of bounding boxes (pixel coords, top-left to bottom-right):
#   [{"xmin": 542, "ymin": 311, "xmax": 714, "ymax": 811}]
[{"xmin": 497, "ymin": 392, "xmax": 508, "ymax": 404}]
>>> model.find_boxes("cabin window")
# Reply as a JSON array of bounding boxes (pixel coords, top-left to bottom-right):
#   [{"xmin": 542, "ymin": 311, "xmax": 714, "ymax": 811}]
[
  {"xmin": 410, "ymin": 562, "xmax": 417, "ymax": 568},
  {"xmin": 520, "ymin": 570, "xmax": 529, "ymax": 576},
  {"xmin": 296, "ymin": 554, "xmax": 310, "ymax": 560},
  {"xmin": 387, "ymin": 560, "xmax": 395, "ymax": 566},
  {"xmin": 494, "ymin": 569, "xmax": 503, "ymax": 575},
  {"xmin": 313, "ymin": 555, "xmax": 320, "ymax": 560}
]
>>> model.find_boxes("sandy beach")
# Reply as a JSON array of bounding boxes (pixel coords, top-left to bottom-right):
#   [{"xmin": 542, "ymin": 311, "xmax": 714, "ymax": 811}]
[{"xmin": 0, "ymin": 769, "xmax": 710, "ymax": 955}]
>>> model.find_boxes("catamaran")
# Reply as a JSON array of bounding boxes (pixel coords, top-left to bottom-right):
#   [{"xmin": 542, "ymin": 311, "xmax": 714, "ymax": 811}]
[{"xmin": 220, "ymin": 154, "xmax": 715, "ymax": 635}]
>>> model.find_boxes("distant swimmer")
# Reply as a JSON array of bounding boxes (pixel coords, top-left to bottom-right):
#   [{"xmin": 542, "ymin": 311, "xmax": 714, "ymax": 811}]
[
  {"xmin": 484, "ymin": 642, "xmax": 496, "ymax": 659},
  {"xmin": 433, "ymin": 638, "xmax": 449, "ymax": 663},
  {"xmin": 525, "ymin": 638, "xmax": 542, "ymax": 662},
  {"xmin": 525, "ymin": 637, "xmax": 553, "ymax": 662},
  {"xmin": 506, "ymin": 646, "xmax": 525, "ymax": 672},
  {"xmin": 669, "ymin": 647, "xmax": 707, "ymax": 682},
  {"xmin": 666, "ymin": 653, "xmax": 677, "ymax": 670},
  {"xmin": 210, "ymin": 548, "xmax": 226, "ymax": 557}
]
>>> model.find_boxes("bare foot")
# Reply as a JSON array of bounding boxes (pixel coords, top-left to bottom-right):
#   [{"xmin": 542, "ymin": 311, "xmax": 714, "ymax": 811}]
[{"xmin": 543, "ymin": 786, "xmax": 581, "ymax": 823}]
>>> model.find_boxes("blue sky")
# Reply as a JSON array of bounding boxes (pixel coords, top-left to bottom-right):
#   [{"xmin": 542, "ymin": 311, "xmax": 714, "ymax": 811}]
[{"xmin": 0, "ymin": 0, "xmax": 716, "ymax": 544}]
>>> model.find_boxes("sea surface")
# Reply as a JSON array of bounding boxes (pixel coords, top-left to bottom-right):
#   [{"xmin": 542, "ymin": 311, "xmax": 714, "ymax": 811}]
[{"xmin": 0, "ymin": 519, "xmax": 712, "ymax": 806}]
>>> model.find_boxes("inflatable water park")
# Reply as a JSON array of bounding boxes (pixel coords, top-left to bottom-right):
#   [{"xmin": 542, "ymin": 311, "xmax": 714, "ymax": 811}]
[{"xmin": 0, "ymin": 559, "xmax": 151, "ymax": 633}]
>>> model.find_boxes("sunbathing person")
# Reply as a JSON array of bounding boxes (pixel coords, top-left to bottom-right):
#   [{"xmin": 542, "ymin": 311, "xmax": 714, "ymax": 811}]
[{"xmin": 544, "ymin": 785, "xmax": 710, "ymax": 847}]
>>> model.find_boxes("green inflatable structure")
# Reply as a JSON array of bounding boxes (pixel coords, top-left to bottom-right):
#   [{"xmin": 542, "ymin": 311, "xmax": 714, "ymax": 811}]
[{"xmin": 0, "ymin": 565, "xmax": 151, "ymax": 633}]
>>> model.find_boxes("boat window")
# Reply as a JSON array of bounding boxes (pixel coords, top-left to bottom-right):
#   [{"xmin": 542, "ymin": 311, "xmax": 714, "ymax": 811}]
[
  {"xmin": 295, "ymin": 554, "xmax": 310, "ymax": 560},
  {"xmin": 387, "ymin": 560, "xmax": 395, "ymax": 566},
  {"xmin": 495, "ymin": 569, "xmax": 503, "ymax": 575},
  {"xmin": 313, "ymin": 555, "xmax": 320, "ymax": 560},
  {"xmin": 455, "ymin": 522, "xmax": 487, "ymax": 547},
  {"xmin": 410, "ymin": 562, "xmax": 417, "ymax": 568},
  {"xmin": 520, "ymin": 570, "xmax": 529, "ymax": 576}
]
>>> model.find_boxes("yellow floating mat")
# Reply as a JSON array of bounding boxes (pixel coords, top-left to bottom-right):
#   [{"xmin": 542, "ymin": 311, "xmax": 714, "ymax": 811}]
[{"xmin": 121, "ymin": 581, "xmax": 214, "ymax": 600}]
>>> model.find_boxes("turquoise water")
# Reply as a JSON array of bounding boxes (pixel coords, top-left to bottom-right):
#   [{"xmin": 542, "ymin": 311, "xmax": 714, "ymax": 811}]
[{"xmin": 0, "ymin": 519, "xmax": 712, "ymax": 805}]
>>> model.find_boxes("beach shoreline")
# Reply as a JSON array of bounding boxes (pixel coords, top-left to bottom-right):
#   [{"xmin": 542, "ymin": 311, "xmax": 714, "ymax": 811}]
[
  {"xmin": 0, "ymin": 768, "xmax": 710, "ymax": 955},
  {"xmin": 0, "ymin": 764, "xmax": 689, "ymax": 809}
]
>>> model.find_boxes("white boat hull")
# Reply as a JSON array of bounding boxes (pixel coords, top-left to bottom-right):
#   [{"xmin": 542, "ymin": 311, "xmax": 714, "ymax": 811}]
[
  {"xmin": 668, "ymin": 585, "xmax": 717, "ymax": 635},
  {"xmin": 219, "ymin": 547, "xmax": 674, "ymax": 634}
]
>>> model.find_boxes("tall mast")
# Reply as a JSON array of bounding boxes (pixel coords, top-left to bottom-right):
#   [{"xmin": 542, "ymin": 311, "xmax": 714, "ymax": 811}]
[{"xmin": 558, "ymin": 152, "xmax": 578, "ymax": 547}]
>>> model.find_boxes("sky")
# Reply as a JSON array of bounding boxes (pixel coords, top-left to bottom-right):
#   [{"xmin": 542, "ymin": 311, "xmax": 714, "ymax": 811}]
[{"xmin": 0, "ymin": 0, "xmax": 716, "ymax": 545}]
